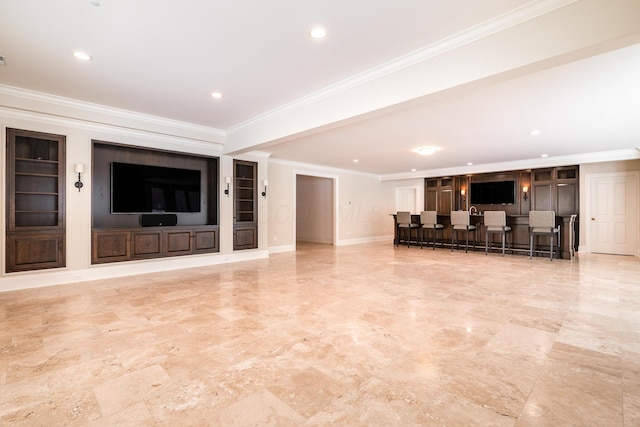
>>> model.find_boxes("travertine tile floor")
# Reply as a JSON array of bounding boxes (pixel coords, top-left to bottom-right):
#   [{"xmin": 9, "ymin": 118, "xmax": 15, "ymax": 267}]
[{"xmin": 1, "ymin": 241, "xmax": 640, "ymax": 426}]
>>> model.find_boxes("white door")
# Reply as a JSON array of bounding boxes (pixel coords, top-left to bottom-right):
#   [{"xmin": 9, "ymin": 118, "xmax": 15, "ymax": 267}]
[
  {"xmin": 588, "ymin": 172, "xmax": 638, "ymax": 255},
  {"xmin": 395, "ymin": 187, "xmax": 418, "ymax": 213}
]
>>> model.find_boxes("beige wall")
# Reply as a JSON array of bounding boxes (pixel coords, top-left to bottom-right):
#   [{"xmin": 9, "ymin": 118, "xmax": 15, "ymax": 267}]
[{"xmin": 267, "ymin": 160, "xmax": 395, "ymax": 251}]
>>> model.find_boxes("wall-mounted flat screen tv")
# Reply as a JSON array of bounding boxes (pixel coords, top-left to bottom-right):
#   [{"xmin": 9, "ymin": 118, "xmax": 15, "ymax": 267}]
[
  {"xmin": 470, "ymin": 180, "xmax": 515, "ymax": 205},
  {"xmin": 111, "ymin": 162, "xmax": 201, "ymax": 213}
]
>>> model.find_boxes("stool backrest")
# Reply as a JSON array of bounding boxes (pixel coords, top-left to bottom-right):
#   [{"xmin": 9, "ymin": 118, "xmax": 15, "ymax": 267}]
[
  {"xmin": 420, "ymin": 211, "xmax": 437, "ymax": 226},
  {"xmin": 529, "ymin": 211, "xmax": 555, "ymax": 229},
  {"xmin": 451, "ymin": 210, "xmax": 470, "ymax": 226},
  {"xmin": 397, "ymin": 211, "xmax": 412, "ymax": 225},
  {"xmin": 484, "ymin": 211, "xmax": 506, "ymax": 227}
]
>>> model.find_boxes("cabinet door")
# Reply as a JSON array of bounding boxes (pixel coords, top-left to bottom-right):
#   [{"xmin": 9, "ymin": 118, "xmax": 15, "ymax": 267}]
[
  {"xmin": 425, "ymin": 189, "xmax": 437, "ymax": 211},
  {"xmin": 6, "ymin": 233, "xmax": 64, "ymax": 272},
  {"xmin": 234, "ymin": 225, "xmax": 257, "ymax": 250},
  {"xmin": 92, "ymin": 230, "xmax": 131, "ymax": 264},
  {"xmin": 194, "ymin": 229, "xmax": 218, "ymax": 252},
  {"xmin": 438, "ymin": 189, "xmax": 453, "ymax": 215},
  {"xmin": 131, "ymin": 230, "xmax": 163, "ymax": 259},
  {"xmin": 533, "ymin": 183, "xmax": 553, "ymax": 211},
  {"xmin": 165, "ymin": 230, "xmax": 193, "ymax": 256},
  {"xmin": 557, "ymin": 183, "xmax": 577, "ymax": 215}
]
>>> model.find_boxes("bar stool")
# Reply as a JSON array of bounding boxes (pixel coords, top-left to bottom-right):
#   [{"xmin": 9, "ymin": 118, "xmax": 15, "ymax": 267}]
[
  {"xmin": 419, "ymin": 211, "xmax": 444, "ymax": 250},
  {"xmin": 396, "ymin": 211, "xmax": 419, "ymax": 247},
  {"xmin": 484, "ymin": 210, "xmax": 511, "ymax": 256},
  {"xmin": 529, "ymin": 210, "xmax": 561, "ymax": 260},
  {"xmin": 451, "ymin": 210, "xmax": 476, "ymax": 253}
]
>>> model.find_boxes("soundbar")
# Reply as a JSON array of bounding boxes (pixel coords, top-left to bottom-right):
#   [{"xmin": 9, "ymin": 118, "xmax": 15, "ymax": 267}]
[{"xmin": 140, "ymin": 214, "xmax": 178, "ymax": 227}]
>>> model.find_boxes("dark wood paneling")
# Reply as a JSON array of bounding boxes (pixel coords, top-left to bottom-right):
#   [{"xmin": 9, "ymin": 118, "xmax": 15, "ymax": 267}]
[
  {"xmin": 439, "ymin": 189, "xmax": 453, "ymax": 215},
  {"xmin": 92, "ymin": 141, "xmax": 218, "ymax": 228},
  {"xmin": 533, "ymin": 184, "xmax": 553, "ymax": 211},
  {"xmin": 557, "ymin": 183, "xmax": 577, "ymax": 215},
  {"xmin": 425, "ymin": 190, "xmax": 437, "ymax": 211}
]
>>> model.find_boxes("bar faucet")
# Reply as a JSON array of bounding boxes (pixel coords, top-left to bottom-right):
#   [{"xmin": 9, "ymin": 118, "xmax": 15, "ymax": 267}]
[{"xmin": 469, "ymin": 205, "xmax": 478, "ymax": 215}]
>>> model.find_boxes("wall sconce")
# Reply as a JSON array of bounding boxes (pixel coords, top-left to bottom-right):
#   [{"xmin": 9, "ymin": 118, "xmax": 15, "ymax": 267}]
[
  {"xmin": 261, "ymin": 179, "xmax": 268, "ymax": 198},
  {"xmin": 460, "ymin": 188, "xmax": 466, "ymax": 202},
  {"xmin": 224, "ymin": 176, "xmax": 231, "ymax": 197},
  {"xmin": 74, "ymin": 163, "xmax": 84, "ymax": 192},
  {"xmin": 523, "ymin": 185, "xmax": 529, "ymax": 201}
]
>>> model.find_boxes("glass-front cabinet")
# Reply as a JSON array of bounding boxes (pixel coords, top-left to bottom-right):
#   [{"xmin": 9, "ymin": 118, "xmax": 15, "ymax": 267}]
[{"xmin": 233, "ymin": 160, "xmax": 257, "ymax": 250}]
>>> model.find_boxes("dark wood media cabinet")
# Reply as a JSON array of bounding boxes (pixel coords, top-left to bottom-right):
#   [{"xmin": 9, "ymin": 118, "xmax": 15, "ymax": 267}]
[
  {"xmin": 92, "ymin": 225, "xmax": 219, "ymax": 264},
  {"xmin": 92, "ymin": 141, "xmax": 220, "ymax": 265}
]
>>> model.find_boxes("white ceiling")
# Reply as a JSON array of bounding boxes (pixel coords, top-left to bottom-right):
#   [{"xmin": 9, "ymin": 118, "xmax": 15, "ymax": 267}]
[{"xmin": 1, "ymin": 0, "xmax": 639, "ymax": 177}]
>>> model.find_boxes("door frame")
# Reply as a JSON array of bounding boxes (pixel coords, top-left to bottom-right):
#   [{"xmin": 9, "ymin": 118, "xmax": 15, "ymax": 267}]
[
  {"xmin": 292, "ymin": 170, "xmax": 338, "ymax": 250},
  {"xmin": 584, "ymin": 171, "xmax": 640, "ymax": 256},
  {"xmin": 395, "ymin": 185, "xmax": 422, "ymax": 214}
]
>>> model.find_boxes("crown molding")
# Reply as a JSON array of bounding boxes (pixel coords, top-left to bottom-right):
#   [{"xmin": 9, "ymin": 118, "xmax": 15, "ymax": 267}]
[
  {"xmin": 269, "ymin": 157, "xmax": 379, "ymax": 178},
  {"xmin": 0, "ymin": 84, "xmax": 225, "ymax": 144},
  {"xmin": 380, "ymin": 149, "xmax": 640, "ymax": 181},
  {"xmin": 228, "ymin": 0, "xmax": 578, "ymax": 134},
  {"xmin": 0, "ymin": 104, "xmax": 224, "ymax": 154}
]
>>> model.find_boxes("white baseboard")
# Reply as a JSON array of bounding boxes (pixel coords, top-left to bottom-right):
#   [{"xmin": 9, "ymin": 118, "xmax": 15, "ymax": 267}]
[
  {"xmin": 336, "ymin": 235, "xmax": 393, "ymax": 246},
  {"xmin": 0, "ymin": 250, "xmax": 269, "ymax": 293},
  {"xmin": 269, "ymin": 244, "xmax": 296, "ymax": 254}
]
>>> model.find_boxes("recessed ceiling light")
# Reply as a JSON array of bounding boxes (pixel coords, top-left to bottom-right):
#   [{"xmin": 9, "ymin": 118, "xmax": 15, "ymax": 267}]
[
  {"xmin": 413, "ymin": 146, "xmax": 438, "ymax": 156},
  {"xmin": 309, "ymin": 27, "xmax": 327, "ymax": 39},
  {"xmin": 467, "ymin": 162, "xmax": 473, "ymax": 166},
  {"xmin": 530, "ymin": 130, "xmax": 541, "ymax": 136},
  {"xmin": 411, "ymin": 168, "xmax": 416, "ymax": 172},
  {"xmin": 89, "ymin": 0, "xmax": 100, "ymax": 6},
  {"xmin": 73, "ymin": 51, "xmax": 92, "ymax": 61},
  {"xmin": 353, "ymin": 159, "xmax": 359, "ymax": 163},
  {"xmin": 541, "ymin": 154, "xmax": 548, "ymax": 158},
  {"xmin": 211, "ymin": 92, "xmax": 223, "ymax": 99}
]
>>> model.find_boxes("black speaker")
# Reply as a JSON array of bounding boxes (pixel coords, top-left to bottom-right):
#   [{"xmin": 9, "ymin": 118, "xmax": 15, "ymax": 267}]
[{"xmin": 140, "ymin": 214, "xmax": 177, "ymax": 227}]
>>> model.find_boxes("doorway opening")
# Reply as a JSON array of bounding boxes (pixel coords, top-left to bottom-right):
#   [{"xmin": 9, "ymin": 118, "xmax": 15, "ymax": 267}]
[{"xmin": 295, "ymin": 174, "xmax": 336, "ymax": 247}]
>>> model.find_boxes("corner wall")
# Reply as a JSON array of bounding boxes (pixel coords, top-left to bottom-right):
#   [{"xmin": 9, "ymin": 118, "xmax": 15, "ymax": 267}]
[{"xmin": 267, "ymin": 160, "xmax": 396, "ymax": 252}]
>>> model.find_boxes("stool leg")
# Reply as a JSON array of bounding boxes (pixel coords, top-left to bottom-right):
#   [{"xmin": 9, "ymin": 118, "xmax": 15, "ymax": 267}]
[
  {"xmin": 433, "ymin": 227, "xmax": 436, "ymax": 250},
  {"xmin": 529, "ymin": 234, "xmax": 533, "ymax": 259},
  {"xmin": 465, "ymin": 230, "xmax": 469, "ymax": 253},
  {"xmin": 485, "ymin": 230, "xmax": 488, "ymax": 255}
]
